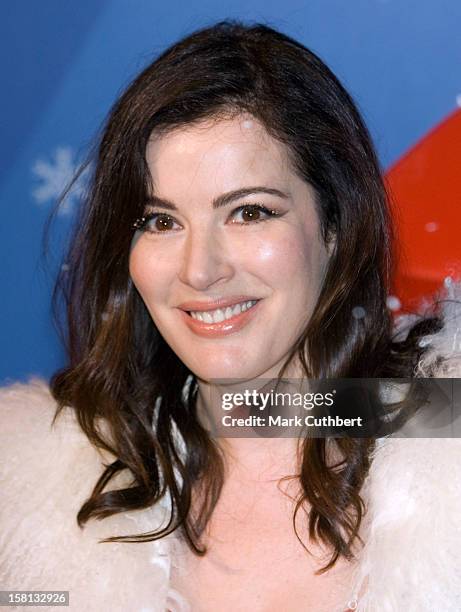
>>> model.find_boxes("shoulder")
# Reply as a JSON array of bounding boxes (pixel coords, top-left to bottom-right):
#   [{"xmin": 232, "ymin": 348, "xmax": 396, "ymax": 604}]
[
  {"xmin": 0, "ymin": 377, "xmax": 60, "ymax": 433},
  {"xmin": 0, "ymin": 377, "xmax": 103, "ymax": 466},
  {"xmin": 352, "ymin": 436, "xmax": 461, "ymax": 611},
  {"xmin": 0, "ymin": 378, "xmax": 173, "ymax": 611},
  {"xmin": 351, "ymin": 282, "xmax": 461, "ymax": 609},
  {"xmin": 0, "ymin": 378, "xmax": 113, "ymax": 511}
]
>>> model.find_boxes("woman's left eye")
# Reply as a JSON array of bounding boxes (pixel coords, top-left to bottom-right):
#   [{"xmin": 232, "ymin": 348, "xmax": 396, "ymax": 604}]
[
  {"xmin": 229, "ymin": 204, "xmax": 278, "ymax": 224},
  {"xmin": 132, "ymin": 204, "xmax": 280, "ymax": 233}
]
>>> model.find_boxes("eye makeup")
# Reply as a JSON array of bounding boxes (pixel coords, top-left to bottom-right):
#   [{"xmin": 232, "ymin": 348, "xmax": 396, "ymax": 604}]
[{"xmin": 132, "ymin": 203, "xmax": 284, "ymax": 234}]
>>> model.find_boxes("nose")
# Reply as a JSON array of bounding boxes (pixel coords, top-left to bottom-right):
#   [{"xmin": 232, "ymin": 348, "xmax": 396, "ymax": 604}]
[{"xmin": 178, "ymin": 227, "xmax": 234, "ymax": 291}]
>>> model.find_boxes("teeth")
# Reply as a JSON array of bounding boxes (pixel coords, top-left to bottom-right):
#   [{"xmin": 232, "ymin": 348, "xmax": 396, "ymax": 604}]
[
  {"xmin": 214, "ymin": 309, "xmax": 225, "ymax": 323},
  {"xmin": 190, "ymin": 300, "xmax": 257, "ymax": 323},
  {"xmin": 203, "ymin": 312, "xmax": 214, "ymax": 324},
  {"xmin": 232, "ymin": 303, "xmax": 242, "ymax": 317}
]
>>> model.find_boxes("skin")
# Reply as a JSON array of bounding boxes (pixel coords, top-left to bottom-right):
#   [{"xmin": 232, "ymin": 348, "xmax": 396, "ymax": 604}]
[
  {"xmin": 130, "ymin": 111, "xmax": 335, "ymax": 475},
  {"xmin": 129, "ymin": 114, "xmax": 333, "ymax": 388},
  {"xmin": 129, "ymin": 115, "xmax": 356, "ymax": 610}
]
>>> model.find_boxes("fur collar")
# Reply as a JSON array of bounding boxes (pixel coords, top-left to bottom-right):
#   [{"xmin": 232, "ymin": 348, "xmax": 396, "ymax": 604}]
[
  {"xmin": 349, "ymin": 278, "xmax": 461, "ymax": 611},
  {"xmin": 1, "ymin": 281, "xmax": 460, "ymax": 611}
]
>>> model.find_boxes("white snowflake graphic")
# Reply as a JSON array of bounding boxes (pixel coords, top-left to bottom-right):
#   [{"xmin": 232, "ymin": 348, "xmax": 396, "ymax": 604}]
[{"xmin": 31, "ymin": 146, "xmax": 90, "ymax": 215}]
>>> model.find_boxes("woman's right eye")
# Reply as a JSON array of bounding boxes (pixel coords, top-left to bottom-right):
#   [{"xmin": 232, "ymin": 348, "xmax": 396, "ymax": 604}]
[{"xmin": 133, "ymin": 213, "xmax": 182, "ymax": 234}]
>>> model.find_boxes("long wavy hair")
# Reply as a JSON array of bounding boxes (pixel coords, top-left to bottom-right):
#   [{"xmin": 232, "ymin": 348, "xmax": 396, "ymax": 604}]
[{"xmin": 50, "ymin": 21, "xmax": 440, "ymax": 573}]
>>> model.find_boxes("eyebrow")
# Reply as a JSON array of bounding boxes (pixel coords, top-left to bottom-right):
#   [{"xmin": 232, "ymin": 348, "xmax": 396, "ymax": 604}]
[{"xmin": 144, "ymin": 186, "xmax": 289, "ymax": 211}]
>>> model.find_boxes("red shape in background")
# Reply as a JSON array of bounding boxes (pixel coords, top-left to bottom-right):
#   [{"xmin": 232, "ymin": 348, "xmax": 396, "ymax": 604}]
[{"xmin": 386, "ymin": 107, "xmax": 461, "ymax": 312}]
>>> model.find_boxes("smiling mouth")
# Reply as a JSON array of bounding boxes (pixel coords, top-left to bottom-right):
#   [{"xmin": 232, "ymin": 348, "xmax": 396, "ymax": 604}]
[{"xmin": 187, "ymin": 299, "xmax": 259, "ymax": 324}]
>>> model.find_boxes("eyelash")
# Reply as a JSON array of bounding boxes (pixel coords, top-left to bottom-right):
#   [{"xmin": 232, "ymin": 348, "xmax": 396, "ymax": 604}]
[{"xmin": 132, "ymin": 204, "xmax": 280, "ymax": 234}]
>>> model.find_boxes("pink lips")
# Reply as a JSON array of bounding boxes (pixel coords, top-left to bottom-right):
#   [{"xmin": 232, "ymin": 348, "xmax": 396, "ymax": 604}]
[{"xmin": 177, "ymin": 298, "xmax": 261, "ymax": 338}]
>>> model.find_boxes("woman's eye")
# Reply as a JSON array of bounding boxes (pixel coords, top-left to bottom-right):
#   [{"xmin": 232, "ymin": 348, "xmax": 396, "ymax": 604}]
[
  {"xmin": 133, "ymin": 213, "xmax": 181, "ymax": 234},
  {"xmin": 230, "ymin": 204, "xmax": 277, "ymax": 224},
  {"xmin": 133, "ymin": 204, "xmax": 279, "ymax": 233}
]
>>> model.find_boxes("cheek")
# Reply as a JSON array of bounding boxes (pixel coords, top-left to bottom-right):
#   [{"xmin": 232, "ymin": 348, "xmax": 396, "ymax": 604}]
[
  {"xmin": 129, "ymin": 243, "xmax": 171, "ymax": 304},
  {"xmin": 129, "ymin": 247, "xmax": 148, "ymax": 295},
  {"xmin": 241, "ymin": 228, "xmax": 317, "ymax": 285}
]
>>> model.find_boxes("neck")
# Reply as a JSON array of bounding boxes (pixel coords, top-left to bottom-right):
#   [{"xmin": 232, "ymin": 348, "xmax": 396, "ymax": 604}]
[{"xmin": 195, "ymin": 375, "xmax": 304, "ymax": 482}]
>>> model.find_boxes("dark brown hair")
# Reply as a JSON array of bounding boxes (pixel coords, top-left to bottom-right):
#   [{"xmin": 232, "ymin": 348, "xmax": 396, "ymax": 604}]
[{"xmin": 50, "ymin": 21, "xmax": 439, "ymax": 573}]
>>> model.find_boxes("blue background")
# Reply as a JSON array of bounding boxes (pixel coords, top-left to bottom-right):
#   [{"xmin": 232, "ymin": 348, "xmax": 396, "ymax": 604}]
[{"xmin": 1, "ymin": 0, "xmax": 460, "ymax": 384}]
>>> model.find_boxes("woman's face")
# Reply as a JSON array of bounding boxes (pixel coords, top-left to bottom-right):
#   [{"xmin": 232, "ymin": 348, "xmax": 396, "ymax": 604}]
[{"xmin": 129, "ymin": 115, "xmax": 333, "ymax": 382}]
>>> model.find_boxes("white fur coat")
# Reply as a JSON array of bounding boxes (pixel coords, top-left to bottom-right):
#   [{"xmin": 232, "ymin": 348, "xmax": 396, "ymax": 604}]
[{"xmin": 1, "ymin": 281, "xmax": 461, "ymax": 612}]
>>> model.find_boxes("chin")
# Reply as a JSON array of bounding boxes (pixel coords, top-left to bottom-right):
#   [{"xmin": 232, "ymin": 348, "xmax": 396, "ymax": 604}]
[
  {"xmin": 189, "ymin": 359, "xmax": 274, "ymax": 385},
  {"xmin": 192, "ymin": 367, "xmax": 249, "ymax": 383}
]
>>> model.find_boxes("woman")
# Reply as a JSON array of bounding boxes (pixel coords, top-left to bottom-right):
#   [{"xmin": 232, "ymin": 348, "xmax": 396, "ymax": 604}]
[{"xmin": 1, "ymin": 21, "xmax": 460, "ymax": 612}]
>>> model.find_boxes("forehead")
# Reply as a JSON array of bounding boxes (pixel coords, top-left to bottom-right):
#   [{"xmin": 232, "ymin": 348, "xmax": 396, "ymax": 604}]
[{"xmin": 145, "ymin": 114, "xmax": 295, "ymax": 195}]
